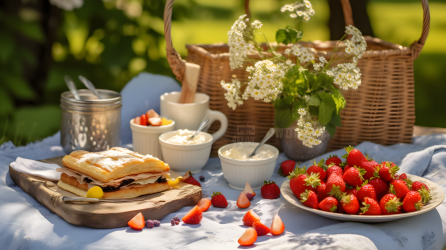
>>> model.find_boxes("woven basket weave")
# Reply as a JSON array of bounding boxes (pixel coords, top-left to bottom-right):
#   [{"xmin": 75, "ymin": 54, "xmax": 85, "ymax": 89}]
[{"xmin": 163, "ymin": 0, "xmax": 430, "ymax": 156}]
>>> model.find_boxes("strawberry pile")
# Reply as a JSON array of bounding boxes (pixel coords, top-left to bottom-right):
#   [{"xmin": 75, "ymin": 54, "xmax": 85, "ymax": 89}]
[{"xmin": 288, "ymin": 146, "xmax": 432, "ymax": 215}]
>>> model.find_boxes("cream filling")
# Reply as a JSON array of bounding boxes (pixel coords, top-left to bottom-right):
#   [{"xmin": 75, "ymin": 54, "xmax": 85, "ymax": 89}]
[{"xmin": 56, "ymin": 167, "xmax": 169, "ymax": 188}]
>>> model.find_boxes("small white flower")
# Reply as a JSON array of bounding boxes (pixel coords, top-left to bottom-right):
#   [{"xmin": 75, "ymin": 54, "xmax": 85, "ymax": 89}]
[{"xmin": 281, "ymin": 1, "xmax": 315, "ymax": 21}]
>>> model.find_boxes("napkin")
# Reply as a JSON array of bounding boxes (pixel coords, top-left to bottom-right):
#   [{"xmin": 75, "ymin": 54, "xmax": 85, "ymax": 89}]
[{"xmin": 9, "ymin": 157, "xmax": 61, "ymax": 181}]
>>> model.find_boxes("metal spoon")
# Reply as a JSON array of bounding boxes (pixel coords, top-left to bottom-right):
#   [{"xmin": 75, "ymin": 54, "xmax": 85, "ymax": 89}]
[
  {"xmin": 248, "ymin": 128, "xmax": 276, "ymax": 158},
  {"xmin": 64, "ymin": 75, "xmax": 81, "ymax": 100},
  {"xmin": 78, "ymin": 75, "xmax": 102, "ymax": 99},
  {"xmin": 188, "ymin": 117, "xmax": 210, "ymax": 141}
]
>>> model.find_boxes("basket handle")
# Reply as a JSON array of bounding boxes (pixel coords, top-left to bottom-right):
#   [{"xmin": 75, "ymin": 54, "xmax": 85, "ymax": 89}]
[{"xmin": 164, "ymin": 0, "xmax": 186, "ymax": 83}]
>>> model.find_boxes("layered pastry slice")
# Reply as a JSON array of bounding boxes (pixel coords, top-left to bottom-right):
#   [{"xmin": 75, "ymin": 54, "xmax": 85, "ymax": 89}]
[{"xmin": 57, "ymin": 147, "xmax": 171, "ymax": 199}]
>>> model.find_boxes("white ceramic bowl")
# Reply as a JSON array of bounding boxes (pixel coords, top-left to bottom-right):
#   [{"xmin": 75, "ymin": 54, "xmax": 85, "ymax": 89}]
[
  {"xmin": 159, "ymin": 130, "xmax": 214, "ymax": 175},
  {"xmin": 130, "ymin": 119, "xmax": 175, "ymax": 160},
  {"xmin": 218, "ymin": 142, "xmax": 279, "ymax": 190}
]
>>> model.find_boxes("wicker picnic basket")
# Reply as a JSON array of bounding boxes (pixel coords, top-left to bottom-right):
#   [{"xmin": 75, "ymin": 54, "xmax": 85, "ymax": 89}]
[{"xmin": 163, "ymin": 0, "xmax": 430, "ymax": 156}]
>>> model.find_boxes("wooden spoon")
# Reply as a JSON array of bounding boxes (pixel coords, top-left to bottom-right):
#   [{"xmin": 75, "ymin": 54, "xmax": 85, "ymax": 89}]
[{"xmin": 178, "ymin": 62, "xmax": 200, "ymax": 104}]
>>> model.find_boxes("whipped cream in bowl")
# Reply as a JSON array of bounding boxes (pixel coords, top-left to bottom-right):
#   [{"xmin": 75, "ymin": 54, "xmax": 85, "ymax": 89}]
[
  {"xmin": 218, "ymin": 142, "xmax": 279, "ymax": 190},
  {"xmin": 159, "ymin": 129, "xmax": 215, "ymax": 174}
]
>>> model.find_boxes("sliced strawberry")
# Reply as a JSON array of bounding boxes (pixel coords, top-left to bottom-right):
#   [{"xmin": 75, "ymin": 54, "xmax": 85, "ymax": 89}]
[
  {"xmin": 197, "ymin": 198, "xmax": 211, "ymax": 212},
  {"xmin": 140, "ymin": 114, "xmax": 147, "ymax": 126},
  {"xmin": 182, "ymin": 205, "xmax": 203, "ymax": 224},
  {"xmin": 146, "ymin": 109, "xmax": 159, "ymax": 118},
  {"xmin": 244, "ymin": 182, "xmax": 256, "ymax": 196},
  {"xmin": 134, "ymin": 117, "xmax": 141, "ymax": 125},
  {"xmin": 242, "ymin": 210, "xmax": 260, "ymax": 226},
  {"xmin": 149, "ymin": 117, "xmax": 162, "ymax": 126},
  {"xmin": 182, "ymin": 171, "xmax": 201, "ymax": 187},
  {"xmin": 238, "ymin": 228, "xmax": 257, "ymax": 246},
  {"xmin": 237, "ymin": 191, "xmax": 251, "ymax": 208},
  {"xmin": 252, "ymin": 221, "xmax": 271, "ymax": 236},
  {"xmin": 128, "ymin": 212, "xmax": 145, "ymax": 230},
  {"xmin": 270, "ymin": 214, "xmax": 285, "ymax": 236}
]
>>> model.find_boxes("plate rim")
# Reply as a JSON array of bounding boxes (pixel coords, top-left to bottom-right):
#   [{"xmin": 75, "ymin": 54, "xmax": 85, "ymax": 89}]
[{"xmin": 281, "ymin": 173, "xmax": 445, "ymax": 221}]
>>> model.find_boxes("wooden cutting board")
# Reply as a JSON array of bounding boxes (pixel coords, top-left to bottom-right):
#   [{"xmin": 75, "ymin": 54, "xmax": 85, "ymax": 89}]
[{"xmin": 9, "ymin": 156, "xmax": 202, "ymax": 229}]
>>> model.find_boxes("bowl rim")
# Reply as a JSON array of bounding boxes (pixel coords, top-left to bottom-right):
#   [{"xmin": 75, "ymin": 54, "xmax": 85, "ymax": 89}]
[
  {"xmin": 159, "ymin": 129, "xmax": 214, "ymax": 149},
  {"xmin": 130, "ymin": 118, "xmax": 175, "ymax": 132},
  {"xmin": 218, "ymin": 142, "xmax": 279, "ymax": 164}
]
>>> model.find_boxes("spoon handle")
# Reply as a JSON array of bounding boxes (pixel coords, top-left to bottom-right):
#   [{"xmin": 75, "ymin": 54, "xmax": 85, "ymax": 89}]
[
  {"xmin": 189, "ymin": 117, "xmax": 211, "ymax": 140},
  {"xmin": 249, "ymin": 128, "xmax": 276, "ymax": 157},
  {"xmin": 64, "ymin": 76, "xmax": 81, "ymax": 100},
  {"xmin": 78, "ymin": 75, "xmax": 102, "ymax": 99}
]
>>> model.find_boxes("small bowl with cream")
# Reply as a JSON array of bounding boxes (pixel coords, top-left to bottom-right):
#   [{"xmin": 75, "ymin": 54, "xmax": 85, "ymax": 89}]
[
  {"xmin": 159, "ymin": 129, "xmax": 215, "ymax": 174},
  {"xmin": 218, "ymin": 142, "xmax": 279, "ymax": 190}
]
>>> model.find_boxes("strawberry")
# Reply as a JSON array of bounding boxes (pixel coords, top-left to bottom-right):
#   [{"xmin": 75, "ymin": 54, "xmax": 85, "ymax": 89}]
[
  {"xmin": 211, "ymin": 191, "xmax": 228, "ymax": 208},
  {"xmin": 288, "ymin": 167, "xmax": 321, "ymax": 198},
  {"xmin": 402, "ymin": 191, "xmax": 423, "ymax": 212},
  {"xmin": 244, "ymin": 182, "xmax": 256, "ymax": 196},
  {"xmin": 326, "ymin": 164, "xmax": 343, "ymax": 178},
  {"xmin": 140, "ymin": 114, "xmax": 148, "ymax": 126},
  {"xmin": 378, "ymin": 161, "xmax": 399, "ymax": 182},
  {"xmin": 182, "ymin": 171, "xmax": 201, "ymax": 187},
  {"xmin": 359, "ymin": 160, "xmax": 378, "ymax": 180},
  {"xmin": 197, "ymin": 198, "xmax": 211, "ymax": 212},
  {"xmin": 252, "ymin": 221, "xmax": 271, "ymax": 236},
  {"xmin": 369, "ymin": 178, "xmax": 388, "ymax": 201},
  {"xmin": 280, "ymin": 160, "xmax": 296, "ymax": 176},
  {"xmin": 411, "ymin": 181, "xmax": 429, "ymax": 191},
  {"xmin": 316, "ymin": 181, "xmax": 328, "ymax": 202},
  {"xmin": 356, "ymin": 182, "xmax": 377, "ymax": 202},
  {"xmin": 134, "ymin": 117, "xmax": 141, "ymax": 125},
  {"xmin": 306, "ymin": 159, "xmax": 327, "ymax": 181},
  {"xmin": 398, "ymin": 173, "xmax": 408, "ymax": 180},
  {"xmin": 343, "ymin": 164, "xmax": 353, "ymax": 174},
  {"xmin": 417, "ymin": 186, "xmax": 432, "ymax": 204},
  {"xmin": 342, "ymin": 166, "xmax": 365, "ymax": 187},
  {"xmin": 343, "ymin": 146, "xmax": 367, "ymax": 168},
  {"xmin": 182, "ymin": 205, "xmax": 203, "ymax": 224},
  {"xmin": 379, "ymin": 193, "xmax": 402, "ymax": 215},
  {"xmin": 128, "ymin": 212, "xmax": 145, "ymax": 230},
  {"xmin": 325, "ymin": 172, "xmax": 346, "ymax": 199},
  {"xmin": 146, "ymin": 109, "xmax": 159, "ymax": 118},
  {"xmin": 238, "ymin": 228, "xmax": 257, "ymax": 246},
  {"xmin": 270, "ymin": 215, "xmax": 285, "ymax": 235},
  {"xmin": 261, "ymin": 180, "xmax": 280, "ymax": 199},
  {"xmin": 148, "ymin": 117, "xmax": 162, "ymax": 126},
  {"xmin": 318, "ymin": 197, "xmax": 338, "ymax": 212},
  {"xmin": 389, "ymin": 180, "xmax": 410, "ymax": 199},
  {"xmin": 242, "ymin": 210, "xmax": 260, "ymax": 226},
  {"xmin": 340, "ymin": 194, "xmax": 360, "ymax": 214},
  {"xmin": 360, "ymin": 197, "xmax": 382, "ymax": 215},
  {"xmin": 346, "ymin": 187, "xmax": 358, "ymax": 196},
  {"xmin": 237, "ymin": 191, "xmax": 251, "ymax": 208},
  {"xmin": 326, "ymin": 155, "xmax": 342, "ymax": 166},
  {"xmin": 300, "ymin": 190, "xmax": 318, "ymax": 209}
]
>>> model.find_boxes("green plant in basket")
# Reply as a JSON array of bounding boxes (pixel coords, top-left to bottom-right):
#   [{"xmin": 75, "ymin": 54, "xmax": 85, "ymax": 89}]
[{"xmin": 221, "ymin": 0, "xmax": 367, "ymax": 148}]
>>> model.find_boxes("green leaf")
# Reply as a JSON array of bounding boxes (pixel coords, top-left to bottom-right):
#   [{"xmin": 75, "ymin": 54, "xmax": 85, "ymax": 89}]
[
  {"xmin": 274, "ymin": 107, "xmax": 294, "ymax": 128},
  {"xmin": 275, "ymin": 26, "xmax": 302, "ymax": 44},
  {"xmin": 318, "ymin": 93, "xmax": 336, "ymax": 125},
  {"xmin": 325, "ymin": 122, "xmax": 336, "ymax": 137},
  {"xmin": 330, "ymin": 111, "xmax": 342, "ymax": 127},
  {"xmin": 0, "ymin": 71, "xmax": 35, "ymax": 100},
  {"xmin": 326, "ymin": 84, "xmax": 346, "ymax": 114},
  {"xmin": 0, "ymin": 31, "xmax": 14, "ymax": 63},
  {"xmin": 308, "ymin": 94, "xmax": 321, "ymax": 106}
]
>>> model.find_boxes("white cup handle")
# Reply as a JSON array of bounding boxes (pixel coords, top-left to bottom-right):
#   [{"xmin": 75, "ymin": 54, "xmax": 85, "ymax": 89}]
[{"xmin": 205, "ymin": 109, "xmax": 228, "ymax": 142}]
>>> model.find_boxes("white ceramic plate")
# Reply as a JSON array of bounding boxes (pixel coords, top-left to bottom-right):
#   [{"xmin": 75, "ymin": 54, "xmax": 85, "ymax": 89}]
[{"xmin": 281, "ymin": 174, "xmax": 445, "ymax": 222}]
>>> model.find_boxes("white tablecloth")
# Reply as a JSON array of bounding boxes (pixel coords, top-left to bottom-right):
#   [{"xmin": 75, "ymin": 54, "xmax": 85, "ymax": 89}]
[
  {"xmin": 1, "ymin": 132, "xmax": 446, "ymax": 250},
  {"xmin": 1, "ymin": 73, "xmax": 446, "ymax": 249}
]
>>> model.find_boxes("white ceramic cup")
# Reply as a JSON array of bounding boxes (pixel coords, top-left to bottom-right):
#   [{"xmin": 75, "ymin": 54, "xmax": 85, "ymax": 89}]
[
  {"xmin": 160, "ymin": 92, "xmax": 228, "ymax": 139},
  {"xmin": 218, "ymin": 142, "xmax": 279, "ymax": 190},
  {"xmin": 159, "ymin": 130, "xmax": 215, "ymax": 174},
  {"xmin": 130, "ymin": 119, "xmax": 175, "ymax": 160}
]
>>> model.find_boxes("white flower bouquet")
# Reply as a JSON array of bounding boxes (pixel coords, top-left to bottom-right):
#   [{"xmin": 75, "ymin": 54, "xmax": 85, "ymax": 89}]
[{"xmin": 221, "ymin": 0, "xmax": 367, "ymax": 148}]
